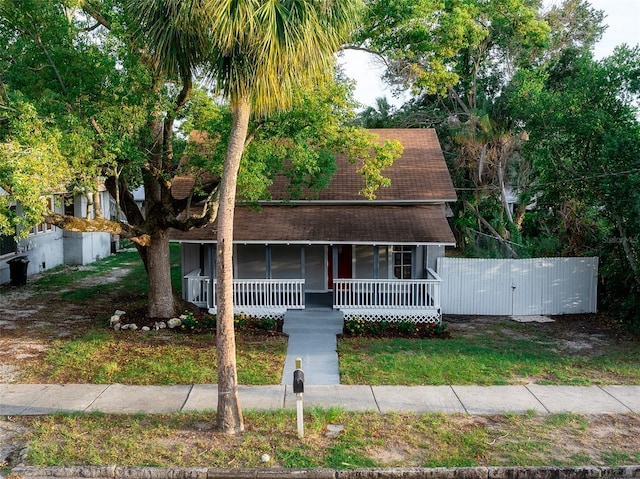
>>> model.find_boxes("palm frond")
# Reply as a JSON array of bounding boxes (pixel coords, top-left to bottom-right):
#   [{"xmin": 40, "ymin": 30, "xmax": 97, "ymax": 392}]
[
  {"xmin": 128, "ymin": 0, "xmax": 212, "ymax": 77},
  {"xmin": 133, "ymin": 0, "xmax": 363, "ymax": 114}
]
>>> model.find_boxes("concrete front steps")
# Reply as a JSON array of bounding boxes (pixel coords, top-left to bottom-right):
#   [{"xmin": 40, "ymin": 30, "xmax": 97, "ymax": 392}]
[{"xmin": 281, "ymin": 308, "xmax": 344, "ymax": 386}]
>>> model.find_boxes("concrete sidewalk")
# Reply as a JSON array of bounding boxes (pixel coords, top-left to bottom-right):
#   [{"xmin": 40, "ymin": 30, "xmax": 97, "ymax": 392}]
[{"xmin": 2, "ymin": 383, "xmax": 639, "ymax": 416}]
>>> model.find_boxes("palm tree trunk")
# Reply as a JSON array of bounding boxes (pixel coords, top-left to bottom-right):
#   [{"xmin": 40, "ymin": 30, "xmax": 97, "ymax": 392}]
[{"xmin": 215, "ymin": 97, "xmax": 250, "ymax": 434}]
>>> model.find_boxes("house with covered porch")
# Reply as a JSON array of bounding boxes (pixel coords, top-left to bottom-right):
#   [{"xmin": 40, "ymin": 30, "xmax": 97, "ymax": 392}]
[{"xmin": 170, "ymin": 129, "xmax": 457, "ymax": 323}]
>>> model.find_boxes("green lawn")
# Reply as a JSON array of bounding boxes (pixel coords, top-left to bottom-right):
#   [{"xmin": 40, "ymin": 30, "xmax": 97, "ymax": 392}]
[
  {"xmin": 12, "ymin": 245, "xmax": 640, "ymax": 387},
  {"xmin": 23, "ymin": 329, "xmax": 287, "ymax": 385},
  {"xmin": 338, "ymin": 331, "xmax": 640, "ymax": 386},
  {"xmin": 15, "ymin": 244, "xmax": 287, "ymax": 386}
]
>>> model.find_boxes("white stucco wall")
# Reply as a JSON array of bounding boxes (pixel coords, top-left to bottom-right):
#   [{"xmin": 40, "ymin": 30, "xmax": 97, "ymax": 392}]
[
  {"xmin": 0, "ymin": 190, "xmax": 117, "ymax": 284},
  {"xmin": 63, "ymin": 231, "xmax": 112, "ymax": 265},
  {"xmin": 62, "ymin": 191, "xmax": 114, "ymax": 266},
  {"xmin": 0, "ymin": 228, "xmax": 65, "ymax": 284}
]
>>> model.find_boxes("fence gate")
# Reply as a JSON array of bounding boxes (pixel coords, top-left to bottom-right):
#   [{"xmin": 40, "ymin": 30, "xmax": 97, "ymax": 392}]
[{"xmin": 437, "ymin": 257, "xmax": 598, "ymax": 315}]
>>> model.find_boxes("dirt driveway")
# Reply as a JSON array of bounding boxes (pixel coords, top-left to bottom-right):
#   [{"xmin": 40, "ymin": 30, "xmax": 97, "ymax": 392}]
[{"xmin": 0, "ymin": 264, "xmax": 136, "ymax": 382}]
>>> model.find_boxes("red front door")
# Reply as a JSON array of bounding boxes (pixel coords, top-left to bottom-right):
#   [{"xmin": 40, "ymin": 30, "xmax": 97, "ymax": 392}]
[{"xmin": 328, "ymin": 245, "xmax": 352, "ymax": 289}]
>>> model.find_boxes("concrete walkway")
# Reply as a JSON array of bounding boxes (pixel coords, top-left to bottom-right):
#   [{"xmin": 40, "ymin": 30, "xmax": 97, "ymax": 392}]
[
  {"xmin": 280, "ymin": 308, "xmax": 344, "ymax": 385},
  {"xmin": 2, "ymin": 383, "xmax": 639, "ymax": 416}
]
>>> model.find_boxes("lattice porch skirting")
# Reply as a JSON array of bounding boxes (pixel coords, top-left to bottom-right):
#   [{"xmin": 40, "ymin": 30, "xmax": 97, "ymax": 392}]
[{"xmin": 339, "ymin": 308, "xmax": 442, "ymax": 323}]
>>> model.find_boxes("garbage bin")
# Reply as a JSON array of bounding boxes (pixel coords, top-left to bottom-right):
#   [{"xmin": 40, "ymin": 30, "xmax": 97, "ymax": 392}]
[{"xmin": 8, "ymin": 256, "xmax": 29, "ymax": 286}]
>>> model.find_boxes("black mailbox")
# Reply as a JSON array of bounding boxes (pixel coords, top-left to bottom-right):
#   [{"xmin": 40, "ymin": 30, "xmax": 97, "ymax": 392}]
[{"xmin": 293, "ymin": 369, "xmax": 304, "ymax": 394}]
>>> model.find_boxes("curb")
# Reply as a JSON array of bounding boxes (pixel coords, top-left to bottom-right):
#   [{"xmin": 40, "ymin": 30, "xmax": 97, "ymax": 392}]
[{"xmin": 7, "ymin": 465, "xmax": 640, "ymax": 479}]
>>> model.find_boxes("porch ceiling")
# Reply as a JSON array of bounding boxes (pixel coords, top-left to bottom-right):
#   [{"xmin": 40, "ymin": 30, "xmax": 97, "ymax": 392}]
[{"xmin": 170, "ymin": 204, "xmax": 456, "ymax": 245}]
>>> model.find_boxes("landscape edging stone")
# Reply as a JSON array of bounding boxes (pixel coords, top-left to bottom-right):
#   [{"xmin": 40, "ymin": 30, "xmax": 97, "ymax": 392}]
[{"xmin": 8, "ymin": 465, "xmax": 640, "ymax": 479}]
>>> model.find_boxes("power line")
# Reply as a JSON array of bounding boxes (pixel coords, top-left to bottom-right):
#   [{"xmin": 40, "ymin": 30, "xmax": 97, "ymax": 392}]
[
  {"xmin": 468, "ymin": 228, "xmax": 525, "ymax": 248},
  {"xmin": 453, "ymin": 167, "xmax": 640, "ymax": 192}
]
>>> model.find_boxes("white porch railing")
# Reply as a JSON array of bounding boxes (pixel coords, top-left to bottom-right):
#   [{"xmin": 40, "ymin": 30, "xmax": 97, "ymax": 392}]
[
  {"xmin": 184, "ymin": 269, "xmax": 210, "ymax": 308},
  {"xmin": 183, "ymin": 273, "xmax": 305, "ymax": 319},
  {"xmin": 184, "ymin": 269, "xmax": 442, "ymax": 322},
  {"xmin": 211, "ymin": 279, "xmax": 306, "ymax": 311},
  {"xmin": 333, "ymin": 268, "xmax": 442, "ymax": 323}
]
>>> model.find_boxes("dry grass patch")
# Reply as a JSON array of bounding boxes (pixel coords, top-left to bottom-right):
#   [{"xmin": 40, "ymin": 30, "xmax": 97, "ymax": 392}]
[
  {"xmin": 12, "ymin": 411, "xmax": 640, "ymax": 469},
  {"xmin": 19, "ymin": 330, "xmax": 287, "ymax": 385}
]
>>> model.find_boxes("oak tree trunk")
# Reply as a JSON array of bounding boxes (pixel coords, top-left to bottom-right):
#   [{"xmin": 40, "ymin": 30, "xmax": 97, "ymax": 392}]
[
  {"xmin": 146, "ymin": 229, "xmax": 178, "ymax": 319},
  {"xmin": 215, "ymin": 97, "xmax": 250, "ymax": 434}
]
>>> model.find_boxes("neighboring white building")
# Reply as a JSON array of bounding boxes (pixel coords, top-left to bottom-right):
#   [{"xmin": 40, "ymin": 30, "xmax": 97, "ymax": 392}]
[{"xmin": 0, "ymin": 189, "xmax": 114, "ymax": 285}]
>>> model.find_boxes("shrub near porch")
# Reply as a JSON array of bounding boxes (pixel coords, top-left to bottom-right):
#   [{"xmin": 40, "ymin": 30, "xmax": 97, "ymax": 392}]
[{"xmin": 343, "ymin": 317, "xmax": 449, "ymax": 338}]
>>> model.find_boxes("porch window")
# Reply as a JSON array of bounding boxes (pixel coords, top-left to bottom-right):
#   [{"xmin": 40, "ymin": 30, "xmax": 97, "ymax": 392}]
[
  {"xmin": 64, "ymin": 195, "xmax": 76, "ymax": 216},
  {"xmin": 271, "ymin": 245, "xmax": 302, "ymax": 279},
  {"xmin": 393, "ymin": 245, "xmax": 413, "ymax": 279},
  {"xmin": 236, "ymin": 244, "xmax": 266, "ymax": 278}
]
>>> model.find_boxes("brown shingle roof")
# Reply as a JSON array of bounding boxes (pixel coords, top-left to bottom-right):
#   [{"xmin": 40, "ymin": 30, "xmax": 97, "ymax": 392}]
[
  {"xmin": 269, "ymin": 128, "xmax": 456, "ymax": 202},
  {"xmin": 170, "ymin": 204, "xmax": 455, "ymax": 245},
  {"xmin": 170, "ymin": 129, "xmax": 457, "ymax": 245},
  {"xmin": 171, "ymin": 176, "xmax": 196, "ymax": 200}
]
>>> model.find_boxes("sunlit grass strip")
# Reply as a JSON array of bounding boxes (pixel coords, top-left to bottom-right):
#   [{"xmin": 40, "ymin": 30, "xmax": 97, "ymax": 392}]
[
  {"xmin": 33, "ymin": 250, "xmax": 145, "ymax": 291},
  {"xmin": 20, "ymin": 411, "xmax": 640, "ymax": 469},
  {"xmin": 21, "ymin": 330, "xmax": 287, "ymax": 385},
  {"xmin": 338, "ymin": 336, "xmax": 640, "ymax": 386},
  {"xmin": 33, "ymin": 243, "xmax": 182, "ymax": 297}
]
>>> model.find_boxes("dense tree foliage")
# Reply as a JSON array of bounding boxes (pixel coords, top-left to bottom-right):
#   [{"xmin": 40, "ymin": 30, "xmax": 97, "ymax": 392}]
[
  {"xmin": 510, "ymin": 46, "xmax": 640, "ymax": 327},
  {"xmin": 0, "ymin": 0, "xmax": 396, "ymax": 315},
  {"xmin": 351, "ymin": 0, "xmax": 551, "ymax": 254},
  {"xmin": 1, "ymin": 0, "xmax": 403, "ymax": 432},
  {"xmin": 1, "ymin": 0, "xmax": 209, "ymax": 319},
  {"xmin": 351, "ymin": 0, "xmax": 640, "ymax": 328}
]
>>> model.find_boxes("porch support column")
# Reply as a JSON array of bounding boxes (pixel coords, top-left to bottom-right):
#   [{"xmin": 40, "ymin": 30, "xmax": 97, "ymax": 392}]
[
  {"xmin": 373, "ymin": 246, "xmax": 379, "ymax": 279},
  {"xmin": 199, "ymin": 244, "xmax": 205, "ymax": 272},
  {"xmin": 332, "ymin": 246, "xmax": 338, "ymax": 280},
  {"xmin": 411, "ymin": 246, "xmax": 418, "ymax": 279},
  {"xmin": 423, "ymin": 245, "xmax": 428, "ymax": 275}
]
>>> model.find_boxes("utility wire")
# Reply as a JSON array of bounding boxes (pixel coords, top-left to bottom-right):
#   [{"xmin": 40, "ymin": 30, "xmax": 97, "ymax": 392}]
[{"xmin": 453, "ymin": 167, "xmax": 640, "ymax": 192}]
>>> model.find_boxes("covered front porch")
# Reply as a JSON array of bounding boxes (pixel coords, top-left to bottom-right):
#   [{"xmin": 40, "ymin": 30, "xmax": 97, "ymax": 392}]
[
  {"xmin": 183, "ymin": 266, "xmax": 443, "ymax": 323},
  {"xmin": 174, "ymin": 203, "xmax": 455, "ymax": 324}
]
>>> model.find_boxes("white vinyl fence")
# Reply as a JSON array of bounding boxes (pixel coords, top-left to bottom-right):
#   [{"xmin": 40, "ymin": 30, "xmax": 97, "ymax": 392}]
[{"xmin": 438, "ymin": 257, "xmax": 598, "ymax": 315}]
